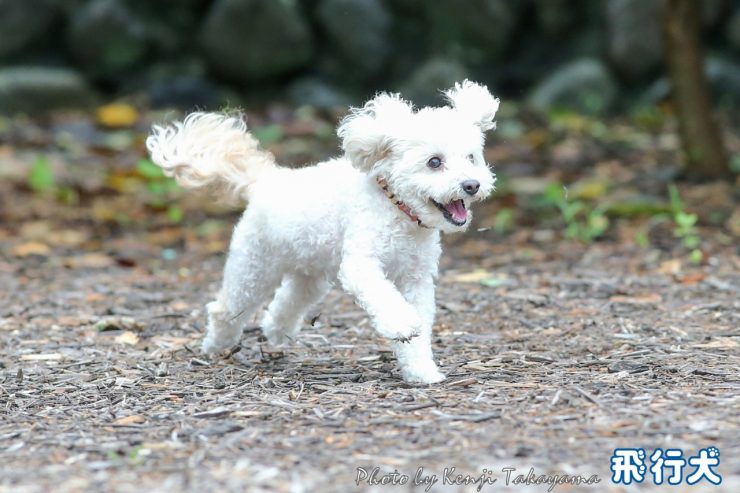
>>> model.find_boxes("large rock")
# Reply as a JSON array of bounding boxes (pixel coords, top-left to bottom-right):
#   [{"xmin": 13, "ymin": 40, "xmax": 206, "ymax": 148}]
[
  {"xmin": 727, "ymin": 7, "xmax": 740, "ymax": 52},
  {"xmin": 705, "ymin": 56, "xmax": 740, "ymax": 107},
  {"xmin": 425, "ymin": 0, "xmax": 517, "ymax": 63},
  {"xmin": 0, "ymin": 67, "xmax": 96, "ymax": 115},
  {"xmin": 607, "ymin": 0, "xmax": 662, "ymax": 81},
  {"xmin": 399, "ymin": 57, "xmax": 470, "ymax": 107},
  {"xmin": 66, "ymin": 0, "xmax": 149, "ymax": 79},
  {"xmin": 200, "ymin": 0, "xmax": 314, "ymax": 82},
  {"xmin": 702, "ymin": 0, "xmax": 730, "ymax": 28},
  {"xmin": 640, "ymin": 56, "xmax": 740, "ymax": 108},
  {"xmin": 0, "ymin": 0, "xmax": 59, "ymax": 58},
  {"xmin": 528, "ymin": 59, "xmax": 618, "ymax": 115},
  {"xmin": 287, "ymin": 76, "xmax": 352, "ymax": 110},
  {"xmin": 316, "ymin": 0, "xmax": 391, "ymax": 77},
  {"xmin": 537, "ymin": 0, "xmax": 580, "ymax": 37}
]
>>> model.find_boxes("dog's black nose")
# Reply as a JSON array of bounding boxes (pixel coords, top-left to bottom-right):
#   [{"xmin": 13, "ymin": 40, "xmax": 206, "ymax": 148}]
[{"xmin": 461, "ymin": 179, "xmax": 480, "ymax": 196}]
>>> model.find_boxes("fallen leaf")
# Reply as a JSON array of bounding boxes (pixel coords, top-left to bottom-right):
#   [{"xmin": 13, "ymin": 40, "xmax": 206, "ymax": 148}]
[
  {"xmin": 609, "ymin": 293, "xmax": 662, "ymax": 305},
  {"xmin": 450, "ymin": 269, "xmax": 495, "ymax": 283},
  {"xmin": 114, "ymin": 331, "xmax": 140, "ymax": 346},
  {"xmin": 63, "ymin": 253, "xmax": 114, "ymax": 269},
  {"xmin": 679, "ymin": 272, "xmax": 706, "ymax": 285},
  {"xmin": 113, "ymin": 415, "xmax": 145, "ymax": 425},
  {"xmin": 96, "ymin": 103, "xmax": 139, "ymax": 128},
  {"xmin": 571, "ymin": 179, "xmax": 608, "ymax": 200},
  {"xmin": 658, "ymin": 259, "xmax": 682, "ymax": 275},
  {"xmin": 11, "ymin": 241, "xmax": 50, "ymax": 257}
]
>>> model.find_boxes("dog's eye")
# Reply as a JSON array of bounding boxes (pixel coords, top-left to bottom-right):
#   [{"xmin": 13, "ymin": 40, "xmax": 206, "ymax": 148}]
[
  {"xmin": 427, "ymin": 156, "xmax": 442, "ymax": 169},
  {"xmin": 467, "ymin": 154, "xmax": 475, "ymax": 162}
]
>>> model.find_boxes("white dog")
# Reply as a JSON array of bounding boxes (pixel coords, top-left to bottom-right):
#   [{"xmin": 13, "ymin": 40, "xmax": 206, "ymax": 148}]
[{"xmin": 146, "ymin": 80, "xmax": 498, "ymax": 383}]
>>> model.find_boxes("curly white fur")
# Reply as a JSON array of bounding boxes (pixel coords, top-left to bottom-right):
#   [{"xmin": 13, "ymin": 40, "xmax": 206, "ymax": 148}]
[
  {"xmin": 146, "ymin": 112, "xmax": 276, "ymax": 202},
  {"xmin": 146, "ymin": 80, "xmax": 499, "ymax": 384}
]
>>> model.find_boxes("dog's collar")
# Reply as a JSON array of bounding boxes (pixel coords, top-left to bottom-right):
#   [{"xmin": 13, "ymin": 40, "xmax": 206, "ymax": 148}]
[{"xmin": 376, "ymin": 176, "xmax": 429, "ymax": 228}]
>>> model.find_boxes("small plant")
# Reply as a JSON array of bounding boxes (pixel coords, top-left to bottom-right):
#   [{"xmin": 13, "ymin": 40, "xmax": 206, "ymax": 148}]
[
  {"xmin": 136, "ymin": 159, "xmax": 183, "ymax": 223},
  {"xmin": 668, "ymin": 184, "xmax": 702, "ymax": 264},
  {"xmin": 492, "ymin": 207, "xmax": 514, "ymax": 234},
  {"xmin": 28, "ymin": 156, "xmax": 55, "ymax": 193},
  {"xmin": 540, "ymin": 183, "xmax": 609, "ymax": 242},
  {"xmin": 27, "ymin": 156, "xmax": 80, "ymax": 205}
]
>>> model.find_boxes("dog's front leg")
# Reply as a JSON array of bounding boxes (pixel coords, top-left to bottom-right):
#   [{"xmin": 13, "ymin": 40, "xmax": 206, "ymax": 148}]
[
  {"xmin": 393, "ymin": 276, "xmax": 445, "ymax": 384},
  {"xmin": 338, "ymin": 255, "xmax": 423, "ymax": 343}
]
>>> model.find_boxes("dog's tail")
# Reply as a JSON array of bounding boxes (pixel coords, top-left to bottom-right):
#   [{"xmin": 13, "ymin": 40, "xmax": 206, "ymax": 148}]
[{"xmin": 146, "ymin": 112, "xmax": 277, "ymax": 202}]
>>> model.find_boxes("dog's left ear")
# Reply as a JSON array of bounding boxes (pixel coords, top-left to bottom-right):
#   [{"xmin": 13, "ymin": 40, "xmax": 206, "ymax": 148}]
[
  {"xmin": 338, "ymin": 93, "xmax": 413, "ymax": 171},
  {"xmin": 444, "ymin": 80, "xmax": 500, "ymax": 132}
]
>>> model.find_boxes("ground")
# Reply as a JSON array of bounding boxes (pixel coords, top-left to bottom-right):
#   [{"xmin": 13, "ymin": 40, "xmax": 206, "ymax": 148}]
[{"xmin": 0, "ymin": 107, "xmax": 738, "ymax": 492}]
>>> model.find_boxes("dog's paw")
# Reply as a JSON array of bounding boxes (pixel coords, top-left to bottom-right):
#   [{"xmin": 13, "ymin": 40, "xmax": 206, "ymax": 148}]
[
  {"xmin": 401, "ymin": 361, "xmax": 446, "ymax": 384},
  {"xmin": 376, "ymin": 308, "xmax": 423, "ymax": 342},
  {"xmin": 201, "ymin": 335, "xmax": 227, "ymax": 355},
  {"xmin": 263, "ymin": 329, "xmax": 291, "ymax": 345}
]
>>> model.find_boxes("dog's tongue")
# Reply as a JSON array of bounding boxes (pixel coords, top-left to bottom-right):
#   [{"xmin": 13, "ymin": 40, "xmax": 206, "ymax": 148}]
[{"xmin": 445, "ymin": 199, "xmax": 467, "ymax": 222}]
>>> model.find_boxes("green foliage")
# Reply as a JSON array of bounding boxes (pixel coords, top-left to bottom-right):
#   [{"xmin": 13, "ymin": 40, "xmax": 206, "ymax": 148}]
[
  {"xmin": 631, "ymin": 105, "xmax": 666, "ymax": 133},
  {"xmin": 492, "ymin": 208, "xmax": 514, "ymax": 234},
  {"xmin": 252, "ymin": 124, "xmax": 284, "ymax": 146},
  {"xmin": 730, "ymin": 154, "xmax": 740, "ymax": 174},
  {"xmin": 136, "ymin": 158, "xmax": 165, "ymax": 179},
  {"xmin": 166, "ymin": 205, "xmax": 184, "ymax": 223},
  {"xmin": 136, "ymin": 159, "xmax": 182, "ymax": 222},
  {"xmin": 634, "ymin": 231, "xmax": 650, "ymax": 248},
  {"xmin": 668, "ymin": 184, "xmax": 702, "ymax": 264},
  {"xmin": 28, "ymin": 156, "xmax": 55, "ymax": 192},
  {"xmin": 540, "ymin": 182, "xmax": 610, "ymax": 242}
]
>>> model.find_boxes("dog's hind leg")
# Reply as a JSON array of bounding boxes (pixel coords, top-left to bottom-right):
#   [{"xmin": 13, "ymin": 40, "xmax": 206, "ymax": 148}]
[
  {"xmin": 202, "ymin": 223, "xmax": 283, "ymax": 354},
  {"xmin": 260, "ymin": 274, "xmax": 331, "ymax": 344}
]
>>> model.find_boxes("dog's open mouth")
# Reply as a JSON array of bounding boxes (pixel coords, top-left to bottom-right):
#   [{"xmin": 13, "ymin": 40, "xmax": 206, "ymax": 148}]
[{"xmin": 432, "ymin": 199, "xmax": 467, "ymax": 225}]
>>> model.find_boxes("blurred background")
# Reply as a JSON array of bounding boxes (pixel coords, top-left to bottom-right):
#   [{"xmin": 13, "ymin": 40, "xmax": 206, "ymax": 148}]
[
  {"xmin": 1, "ymin": 0, "xmax": 740, "ymax": 114},
  {"xmin": 0, "ymin": 0, "xmax": 738, "ymax": 269}
]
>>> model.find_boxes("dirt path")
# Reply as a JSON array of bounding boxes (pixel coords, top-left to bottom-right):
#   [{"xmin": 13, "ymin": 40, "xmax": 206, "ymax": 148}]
[{"xmin": 1, "ymin": 227, "xmax": 738, "ymax": 492}]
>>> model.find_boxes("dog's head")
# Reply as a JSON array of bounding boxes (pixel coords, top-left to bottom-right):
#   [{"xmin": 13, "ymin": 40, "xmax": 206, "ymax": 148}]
[{"xmin": 338, "ymin": 80, "xmax": 498, "ymax": 233}]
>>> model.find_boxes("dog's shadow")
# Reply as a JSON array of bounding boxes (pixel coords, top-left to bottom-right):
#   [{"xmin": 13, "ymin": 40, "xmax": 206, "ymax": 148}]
[{"xmin": 222, "ymin": 327, "xmax": 412, "ymax": 386}]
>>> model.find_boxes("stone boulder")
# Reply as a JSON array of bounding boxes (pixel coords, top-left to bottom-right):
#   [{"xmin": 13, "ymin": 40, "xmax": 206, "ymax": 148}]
[
  {"xmin": 425, "ymin": 0, "xmax": 517, "ymax": 64},
  {"xmin": 66, "ymin": 0, "xmax": 149, "ymax": 79},
  {"xmin": 399, "ymin": 57, "xmax": 470, "ymax": 106},
  {"xmin": 316, "ymin": 0, "xmax": 391, "ymax": 77},
  {"xmin": 528, "ymin": 58, "xmax": 618, "ymax": 115},
  {"xmin": 726, "ymin": 7, "xmax": 740, "ymax": 53},
  {"xmin": 287, "ymin": 76, "xmax": 352, "ymax": 110},
  {"xmin": 0, "ymin": 67, "xmax": 96, "ymax": 115},
  {"xmin": 0, "ymin": 0, "xmax": 59, "ymax": 58},
  {"xmin": 200, "ymin": 0, "xmax": 314, "ymax": 83},
  {"xmin": 606, "ymin": 0, "xmax": 662, "ymax": 81}
]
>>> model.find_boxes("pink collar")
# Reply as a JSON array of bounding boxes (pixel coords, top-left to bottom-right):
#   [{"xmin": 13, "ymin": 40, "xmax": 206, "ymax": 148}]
[{"xmin": 376, "ymin": 176, "xmax": 428, "ymax": 228}]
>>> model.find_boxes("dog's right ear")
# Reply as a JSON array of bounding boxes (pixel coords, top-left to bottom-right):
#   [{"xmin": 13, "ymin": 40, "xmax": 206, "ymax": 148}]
[{"xmin": 338, "ymin": 93, "xmax": 413, "ymax": 171}]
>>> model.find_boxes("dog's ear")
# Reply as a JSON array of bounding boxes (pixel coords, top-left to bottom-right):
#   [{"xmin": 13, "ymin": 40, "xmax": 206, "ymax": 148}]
[
  {"xmin": 338, "ymin": 93, "xmax": 413, "ymax": 171},
  {"xmin": 444, "ymin": 80, "xmax": 500, "ymax": 132}
]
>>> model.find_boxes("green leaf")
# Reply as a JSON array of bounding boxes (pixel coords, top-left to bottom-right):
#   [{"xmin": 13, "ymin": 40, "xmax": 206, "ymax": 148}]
[
  {"xmin": 480, "ymin": 277, "xmax": 511, "ymax": 288},
  {"xmin": 668, "ymin": 183, "xmax": 682, "ymax": 213},
  {"xmin": 635, "ymin": 231, "xmax": 650, "ymax": 248},
  {"xmin": 683, "ymin": 235, "xmax": 700, "ymax": 249},
  {"xmin": 689, "ymin": 249, "xmax": 703, "ymax": 265},
  {"xmin": 167, "ymin": 205, "xmax": 184, "ymax": 223},
  {"xmin": 136, "ymin": 159, "xmax": 164, "ymax": 179},
  {"xmin": 493, "ymin": 208, "xmax": 514, "ymax": 234},
  {"xmin": 675, "ymin": 212, "xmax": 697, "ymax": 229},
  {"xmin": 252, "ymin": 124, "xmax": 284, "ymax": 146},
  {"xmin": 730, "ymin": 154, "xmax": 740, "ymax": 174},
  {"xmin": 28, "ymin": 157, "xmax": 55, "ymax": 192}
]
